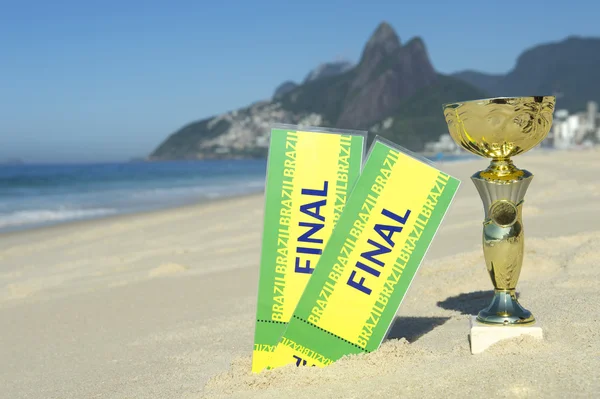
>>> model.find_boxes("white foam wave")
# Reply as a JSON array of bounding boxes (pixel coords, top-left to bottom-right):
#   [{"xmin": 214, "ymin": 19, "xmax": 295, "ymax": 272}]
[
  {"xmin": 0, "ymin": 208, "xmax": 117, "ymax": 229},
  {"xmin": 128, "ymin": 180, "xmax": 265, "ymax": 200}
]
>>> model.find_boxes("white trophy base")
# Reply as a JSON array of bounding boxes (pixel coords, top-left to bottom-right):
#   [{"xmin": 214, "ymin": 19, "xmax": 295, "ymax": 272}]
[{"xmin": 469, "ymin": 315, "xmax": 543, "ymax": 354}]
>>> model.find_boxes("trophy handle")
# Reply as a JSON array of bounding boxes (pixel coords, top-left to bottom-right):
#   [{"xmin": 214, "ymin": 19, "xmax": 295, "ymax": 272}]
[{"xmin": 471, "ymin": 168, "xmax": 536, "ymax": 325}]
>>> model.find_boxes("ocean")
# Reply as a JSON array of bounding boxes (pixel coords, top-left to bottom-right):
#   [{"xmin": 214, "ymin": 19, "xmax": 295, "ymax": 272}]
[
  {"xmin": 0, "ymin": 160, "xmax": 267, "ymax": 233},
  {"xmin": 0, "ymin": 154, "xmax": 475, "ymax": 233}
]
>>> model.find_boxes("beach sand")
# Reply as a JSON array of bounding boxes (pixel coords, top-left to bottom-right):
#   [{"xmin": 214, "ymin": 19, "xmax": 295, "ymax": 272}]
[{"xmin": 1, "ymin": 148, "xmax": 599, "ymax": 398}]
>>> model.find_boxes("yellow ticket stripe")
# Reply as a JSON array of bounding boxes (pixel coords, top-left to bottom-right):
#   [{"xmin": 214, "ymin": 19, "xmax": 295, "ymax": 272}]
[
  {"xmin": 267, "ymin": 138, "xmax": 460, "ymax": 369},
  {"xmin": 275, "ymin": 131, "xmax": 342, "ymax": 321},
  {"xmin": 252, "ymin": 127, "xmax": 365, "ymax": 373}
]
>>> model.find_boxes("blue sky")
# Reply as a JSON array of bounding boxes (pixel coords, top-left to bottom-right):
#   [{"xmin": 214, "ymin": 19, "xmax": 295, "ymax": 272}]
[{"xmin": 1, "ymin": 0, "xmax": 598, "ymax": 162}]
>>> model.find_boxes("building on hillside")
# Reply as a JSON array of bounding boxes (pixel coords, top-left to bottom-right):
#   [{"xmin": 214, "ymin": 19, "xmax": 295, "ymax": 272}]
[
  {"xmin": 423, "ymin": 134, "xmax": 461, "ymax": 154},
  {"xmin": 255, "ymin": 134, "xmax": 270, "ymax": 148},
  {"xmin": 546, "ymin": 101, "xmax": 600, "ymax": 149}
]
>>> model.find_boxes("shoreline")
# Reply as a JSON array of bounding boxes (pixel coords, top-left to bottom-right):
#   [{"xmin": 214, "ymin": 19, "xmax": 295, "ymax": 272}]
[
  {"xmin": 1, "ymin": 147, "xmax": 599, "ymax": 398},
  {"xmin": 0, "ymin": 154, "xmax": 483, "ymax": 235},
  {"xmin": 0, "ymin": 189, "xmax": 266, "ymax": 236},
  {"xmin": 0, "ymin": 144, "xmax": 589, "ymax": 236},
  {"xmin": 0, "ymin": 191, "xmax": 266, "ymax": 239},
  {"xmin": 3, "ymin": 146, "xmax": 576, "ymax": 235}
]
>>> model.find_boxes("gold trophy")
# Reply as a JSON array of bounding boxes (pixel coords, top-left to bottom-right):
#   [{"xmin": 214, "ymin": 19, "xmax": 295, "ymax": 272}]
[{"xmin": 443, "ymin": 96, "xmax": 555, "ymax": 325}]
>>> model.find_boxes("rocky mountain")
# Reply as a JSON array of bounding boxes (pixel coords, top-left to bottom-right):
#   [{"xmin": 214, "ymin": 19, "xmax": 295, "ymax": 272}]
[
  {"xmin": 303, "ymin": 61, "xmax": 353, "ymax": 83},
  {"xmin": 452, "ymin": 36, "xmax": 600, "ymax": 112},
  {"xmin": 337, "ymin": 31, "xmax": 437, "ymax": 128},
  {"xmin": 451, "ymin": 70, "xmax": 502, "ymax": 96},
  {"xmin": 371, "ymin": 74, "xmax": 489, "ymax": 150},
  {"xmin": 149, "ymin": 22, "xmax": 487, "ymax": 160},
  {"xmin": 272, "ymin": 61, "xmax": 353, "ymax": 100},
  {"xmin": 272, "ymin": 81, "xmax": 298, "ymax": 100}
]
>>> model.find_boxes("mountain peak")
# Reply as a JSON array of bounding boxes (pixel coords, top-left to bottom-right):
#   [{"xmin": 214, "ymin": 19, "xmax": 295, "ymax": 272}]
[
  {"xmin": 404, "ymin": 36, "xmax": 436, "ymax": 79},
  {"xmin": 337, "ymin": 25, "xmax": 437, "ymax": 129},
  {"xmin": 372, "ymin": 22, "xmax": 397, "ymax": 40},
  {"xmin": 405, "ymin": 36, "xmax": 425, "ymax": 51},
  {"xmin": 362, "ymin": 22, "xmax": 401, "ymax": 60}
]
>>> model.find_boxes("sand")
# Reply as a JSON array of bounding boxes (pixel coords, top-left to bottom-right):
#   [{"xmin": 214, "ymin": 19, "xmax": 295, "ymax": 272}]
[{"xmin": 1, "ymin": 147, "xmax": 599, "ymax": 398}]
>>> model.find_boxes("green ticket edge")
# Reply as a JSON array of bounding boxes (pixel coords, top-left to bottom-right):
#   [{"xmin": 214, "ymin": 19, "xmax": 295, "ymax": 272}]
[
  {"xmin": 252, "ymin": 124, "xmax": 368, "ymax": 371},
  {"xmin": 268, "ymin": 135, "xmax": 462, "ymax": 364}
]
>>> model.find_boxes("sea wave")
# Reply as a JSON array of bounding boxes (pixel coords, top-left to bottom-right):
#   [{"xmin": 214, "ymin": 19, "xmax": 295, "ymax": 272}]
[
  {"xmin": 126, "ymin": 180, "xmax": 265, "ymax": 200},
  {"xmin": 0, "ymin": 208, "xmax": 118, "ymax": 229},
  {"xmin": 0, "ymin": 160, "xmax": 268, "ymax": 232}
]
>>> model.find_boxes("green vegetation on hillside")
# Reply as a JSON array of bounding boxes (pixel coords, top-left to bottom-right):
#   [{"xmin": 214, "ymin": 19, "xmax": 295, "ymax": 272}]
[
  {"xmin": 151, "ymin": 26, "xmax": 598, "ymax": 160},
  {"xmin": 376, "ymin": 74, "xmax": 489, "ymax": 150},
  {"xmin": 277, "ymin": 69, "xmax": 356, "ymax": 124}
]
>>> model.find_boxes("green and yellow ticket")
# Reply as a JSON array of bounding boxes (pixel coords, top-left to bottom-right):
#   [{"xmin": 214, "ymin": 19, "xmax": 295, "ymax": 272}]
[
  {"xmin": 266, "ymin": 137, "xmax": 460, "ymax": 369},
  {"xmin": 252, "ymin": 125, "xmax": 366, "ymax": 373}
]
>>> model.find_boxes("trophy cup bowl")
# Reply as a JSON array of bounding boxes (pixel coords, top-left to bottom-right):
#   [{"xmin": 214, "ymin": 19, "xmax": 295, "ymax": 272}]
[{"xmin": 442, "ymin": 96, "xmax": 556, "ymax": 325}]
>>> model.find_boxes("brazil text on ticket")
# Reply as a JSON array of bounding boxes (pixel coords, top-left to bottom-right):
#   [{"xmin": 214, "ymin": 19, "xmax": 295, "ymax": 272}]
[
  {"xmin": 252, "ymin": 126, "xmax": 366, "ymax": 372},
  {"xmin": 266, "ymin": 138, "xmax": 460, "ymax": 369}
]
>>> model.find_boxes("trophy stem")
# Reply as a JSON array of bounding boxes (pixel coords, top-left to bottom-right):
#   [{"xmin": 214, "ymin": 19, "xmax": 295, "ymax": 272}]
[
  {"xmin": 480, "ymin": 158, "xmax": 525, "ymax": 181},
  {"xmin": 472, "ymin": 161, "xmax": 536, "ymax": 326}
]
